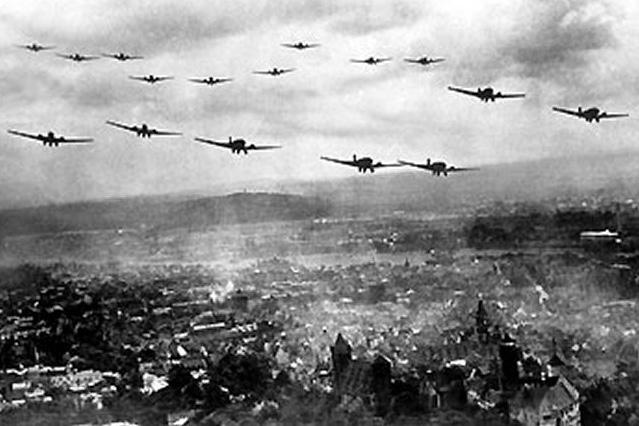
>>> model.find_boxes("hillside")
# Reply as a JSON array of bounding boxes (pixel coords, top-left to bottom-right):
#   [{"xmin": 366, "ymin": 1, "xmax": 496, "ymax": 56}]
[
  {"xmin": 288, "ymin": 151, "xmax": 639, "ymax": 215},
  {"xmin": 2, "ymin": 152, "xmax": 639, "ymax": 238}
]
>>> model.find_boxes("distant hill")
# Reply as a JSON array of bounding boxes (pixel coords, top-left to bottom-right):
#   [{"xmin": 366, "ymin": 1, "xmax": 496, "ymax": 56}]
[
  {"xmin": 285, "ymin": 151, "xmax": 639, "ymax": 215},
  {"xmin": 2, "ymin": 152, "xmax": 639, "ymax": 237},
  {"xmin": 0, "ymin": 192, "xmax": 331, "ymax": 237}
]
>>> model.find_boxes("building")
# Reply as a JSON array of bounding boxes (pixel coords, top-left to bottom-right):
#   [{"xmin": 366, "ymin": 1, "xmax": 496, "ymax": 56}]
[{"xmin": 510, "ymin": 375, "xmax": 580, "ymax": 426}]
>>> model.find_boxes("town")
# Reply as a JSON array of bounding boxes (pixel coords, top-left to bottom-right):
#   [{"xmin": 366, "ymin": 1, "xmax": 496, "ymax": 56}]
[{"xmin": 1, "ymin": 207, "xmax": 638, "ymax": 425}]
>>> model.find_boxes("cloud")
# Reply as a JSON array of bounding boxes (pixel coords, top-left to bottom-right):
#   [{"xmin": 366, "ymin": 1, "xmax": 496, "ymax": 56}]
[
  {"xmin": 0, "ymin": 0, "xmax": 636, "ymax": 208},
  {"xmin": 329, "ymin": 1, "xmax": 426, "ymax": 35},
  {"xmin": 500, "ymin": 0, "xmax": 618, "ymax": 84}
]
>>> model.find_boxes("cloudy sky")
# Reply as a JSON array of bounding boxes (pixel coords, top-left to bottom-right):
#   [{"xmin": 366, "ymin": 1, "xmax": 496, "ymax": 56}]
[{"xmin": 0, "ymin": 0, "xmax": 637, "ymax": 207}]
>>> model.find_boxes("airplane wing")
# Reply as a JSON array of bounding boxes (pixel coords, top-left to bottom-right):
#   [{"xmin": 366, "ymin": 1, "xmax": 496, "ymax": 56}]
[
  {"xmin": 446, "ymin": 166, "xmax": 479, "ymax": 173},
  {"xmin": 194, "ymin": 137, "xmax": 232, "ymax": 149},
  {"xmin": 403, "ymin": 59, "xmax": 420, "ymax": 64},
  {"xmin": 150, "ymin": 129, "xmax": 181, "ymax": 136},
  {"xmin": 82, "ymin": 55, "xmax": 101, "ymax": 61},
  {"xmin": 430, "ymin": 58, "xmax": 445, "ymax": 63},
  {"xmin": 397, "ymin": 160, "xmax": 429, "ymax": 170},
  {"xmin": 129, "ymin": 76, "xmax": 149, "ymax": 82},
  {"xmin": 103, "ymin": 54, "xmax": 143, "ymax": 60},
  {"xmin": 279, "ymin": 68, "xmax": 295, "ymax": 74},
  {"xmin": 281, "ymin": 44, "xmax": 298, "ymax": 48},
  {"xmin": 552, "ymin": 107, "xmax": 581, "ymax": 117},
  {"xmin": 57, "ymin": 137, "xmax": 94, "ymax": 143},
  {"xmin": 374, "ymin": 162, "xmax": 402, "ymax": 168},
  {"xmin": 495, "ymin": 92, "xmax": 525, "ymax": 99},
  {"xmin": 377, "ymin": 58, "xmax": 392, "ymax": 63},
  {"xmin": 19, "ymin": 44, "xmax": 55, "ymax": 51},
  {"xmin": 320, "ymin": 156, "xmax": 357, "ymax": 167},
  {"xmin": 105, "ymin": 120, "xmax": 137, "ymax": 132},
  {"xmin": 448, "ymin": 86, "xmax": 481, "ymax": 98},
  {"xmin": 7, "ymin": 130, "xmax": 43, "ymax": 142},
  {"xmin": 188, "ymin": 78, "xmax": 208, "ymax": 84},
  {"xmin": 155, "ymin": 76, "xmax": 174, "ymax": 82},
  {"xmin": 600, "ymin": 113, "xmax": 629, "ymax": 119},
  {"xmin": 55, "ymin": 53, "xmax": 74, "ymax": 60},
  {"xmin": 349, "ymin": 59, "xmax": 368, "ymax": 63},
  {"xmin": 253, "ymin": 71, "xmax": 273, "ymax": 75},
  {"xmin": 247, "ymin": 144, "xmax": 281, "ymax": 151}
]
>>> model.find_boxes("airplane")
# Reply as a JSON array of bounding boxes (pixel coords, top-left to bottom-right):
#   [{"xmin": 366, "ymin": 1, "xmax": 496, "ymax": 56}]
[
  {"xmin": 129, "ymin": 74, "xmax": 174, "ymax": 84},
  {"xmin": 552, "ymin": 106, "xmax": 629, "ymax": 123},
  {"xmin": 102, "ymin": 52, "xmax": 143, "ymax": 61},
  {"xmin": 105, "ymin": 121, "xmax": 181, "ymax": 138},
  {"xmin": 398, "ymin": 158, "xmax": 478, "ymax": 177},
  {"xmin": 194, "ymin": 136, "xmax": 281, "ymax": 154},
  {"xmin": 350, "ymin": 57, "xmax": 392, "ymax": 65},
  {"xmin": 17, "ymin": 43, "xmax": 55, "ymax": 52},
  {"xmin": 253, "ymin": 68, "xmax": 295, "ymax": 76},
  {"xmin": 448, "ymin": 86, "xmax": 525, "ymax": 102},
  {"xmin": 404, "ymin": 56, "xmax": 445, "ymax": 66},
  {"xmin": 7, "ymin": 129, "xmax": 93, "ymax": 147},
  {"xmin": 281, "ymin": 42, "xmax": 320, "ymax": 50},
  {"xmin": 320, "ymin": 155, "xmax": 402, "ymax": 173},
  {"xmin": 56, "ymin": 52, "xmax": 100, "ymax": 62},
  {"xmin": 188, "ymin": 77, "xmax": 233, "ymax": 86}
]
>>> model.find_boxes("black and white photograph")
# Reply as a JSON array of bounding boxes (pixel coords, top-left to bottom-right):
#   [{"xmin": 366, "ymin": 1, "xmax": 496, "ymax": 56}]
[{"xmin": 0, "ymin": 0, "xmax": 638, "ymax": 424}]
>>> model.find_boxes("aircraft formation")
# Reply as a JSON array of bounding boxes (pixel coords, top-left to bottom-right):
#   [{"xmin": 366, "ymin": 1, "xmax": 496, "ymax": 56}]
[{"xmin": 9, "ymin": 40, "xmax": 631, "ymax": 177}]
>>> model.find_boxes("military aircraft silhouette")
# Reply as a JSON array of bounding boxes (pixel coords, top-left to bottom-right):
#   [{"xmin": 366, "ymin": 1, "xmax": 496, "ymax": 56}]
[
  {"xmin": 448, "ymin": 86, "xmax": 525, "ymax": 102},
  {"xmin": 7, "ymin": 129, "xmax": 93, "ymax": 147},
  {"xmin": 103, "ymin": 52, "xmax": 143, "ymax": 61},
  {"xmin": 552, "ymin": 106, "xmax": 629, "ymax": 123},
  {"xmin": 188, "ymin": 77, "xmax": 233, "ymax": 86},
  {"xmin": 253, "ymin": 68, "xmax": 295, "ymax": 76},
  {"xmin": 56, "ymin": 52, "xmax": 100, "ymax": 62},
  {"xmin": 281, "ymin": 42, "xmax": 320, "ymax": 50},
  {"xmin": 350, "ymin": 57, "xmax": 392, "ymax": 65},
  {"xmin": 398, "ymin": 158, "xmax": 478, "ymax": 177},
  {"xmin": 194, "ymin": 136, "xmax": 281, "ymax": 154},
  {"xmin": 404, "ymin": 56, "xmax": 445, "ymax": 66},
  {"xmin": 105, "ymin": 121, "xmax": 181, "ymax": 138},
  {"xmin": 129, "ymin": 75, "xmax": 174, "ymax": 84},
  {"xmin": 321, "ymin": 155, "xmax": 402, "ymax": 173},
  {"xmin": 18, "ymin": 43, "xmax": 54, "ymax": 52}
]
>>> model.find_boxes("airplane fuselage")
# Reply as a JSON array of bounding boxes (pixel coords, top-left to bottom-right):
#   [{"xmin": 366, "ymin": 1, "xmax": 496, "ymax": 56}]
[
  {"xmin": 355, "ymin": 157, "xmax": 375, "ymax": 173},
  {"xmin": 579, "ymin": 107, "xmax": 601, "ymax": 122},
  {"xmin": 428, "ymin": 162, "xmax": 448, "ymax": 176},
  {"xmin": 478, "ymin": 87, "xmax": 497, "ymax": 102},
  {"xmin": 40, "ymin": 132, "xmax": 63, "ymax": 146},
  {"xmin": 418, "ymin": 159, "xmax": 449, "ymax": 176},
  {"xmin": 229, "ymin": 139, "xmax": 249, "ymax": 154},
  {"xmin": 134, "ymin": 125, "xmax": 153, "ymax": 138}
]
